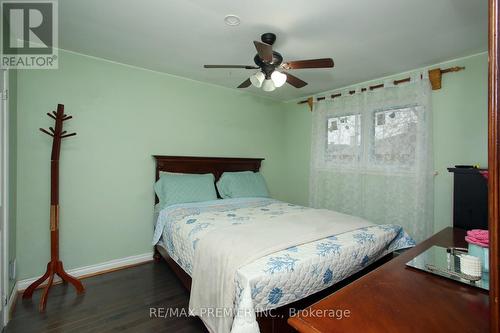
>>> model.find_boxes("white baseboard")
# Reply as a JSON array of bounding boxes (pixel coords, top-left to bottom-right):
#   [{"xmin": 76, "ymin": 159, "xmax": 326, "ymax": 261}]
[
  {"xmin": 17, "ymin": 252, "xmax": 153, "ymax": 291},
  {"xmin": 4, "ymin": 281, "xmax": 18, "ymax": 325}
]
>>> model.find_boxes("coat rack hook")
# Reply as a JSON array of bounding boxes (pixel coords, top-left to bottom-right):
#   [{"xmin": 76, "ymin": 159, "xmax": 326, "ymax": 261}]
[
  {"xmin": 63, "ymin": 115, "xmax": 73, "ymax": 121},
  {"xmin": 47, "ymin": 113, "xmax": 56, "ymax": 120},
  {"xmin": 61, "ymin": 132, "xmax": 77, "ymax": 138},
  {"xmin": 39, "ymin": 128, "xmax": 54, "ymax": 137}
]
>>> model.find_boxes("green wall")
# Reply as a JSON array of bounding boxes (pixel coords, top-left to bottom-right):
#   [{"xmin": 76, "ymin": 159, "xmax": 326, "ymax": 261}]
[
  {"xmin": 15, "ymin": 50, "xmax": 287, "ymax": 280},
  {"xmin": 281, "ymin": 53, "xmax": 488, "ymax": 234},
  {"xmin": 433, "ymin": 54, "xmax": 488, "ymax": 232}
]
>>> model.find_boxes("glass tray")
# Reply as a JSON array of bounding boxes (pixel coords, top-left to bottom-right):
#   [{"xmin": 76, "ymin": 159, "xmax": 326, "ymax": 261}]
[{"xmin": 406, "ymin": 245, "xmax": 489, "ymax": 291}]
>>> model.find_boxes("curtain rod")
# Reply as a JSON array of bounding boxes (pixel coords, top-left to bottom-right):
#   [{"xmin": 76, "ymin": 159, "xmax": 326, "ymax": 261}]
[{"xmin": 297, "ymin": 66, "xmax": 465, "ymax": 111}]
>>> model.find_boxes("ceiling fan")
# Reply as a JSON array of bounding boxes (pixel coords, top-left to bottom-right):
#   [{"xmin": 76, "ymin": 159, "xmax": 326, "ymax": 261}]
[{"xmin": 204, "ymin": 33, "xmax": 334, "ymax": 92}]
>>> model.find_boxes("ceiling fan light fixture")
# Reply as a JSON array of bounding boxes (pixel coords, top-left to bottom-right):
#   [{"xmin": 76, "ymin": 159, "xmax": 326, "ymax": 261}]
[
  {"xmin": 262, "ymin": 79, "xmax": 276, "ymax": 92},
  {"xmin": 271, "ymin": 71, "xmax": 287, "ymax": 88},
  {"xmin": 250, "ymin": 71, "xmax": 265, "ymax": 88},
  {"xmin": 204, "ymin": 34, "xmax": 333, "ymax": 90}
]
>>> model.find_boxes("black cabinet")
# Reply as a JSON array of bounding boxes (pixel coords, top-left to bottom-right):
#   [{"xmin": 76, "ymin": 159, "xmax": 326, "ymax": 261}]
[{"xmin": 448, "ymin": 167, "xmax": 488, "ymax": 230}]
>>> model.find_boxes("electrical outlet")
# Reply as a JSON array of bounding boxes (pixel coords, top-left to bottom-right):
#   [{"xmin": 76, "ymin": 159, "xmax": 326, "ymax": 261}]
[{"xmin": 8, "ymin": 259, "xmax": 16, "ymax": 280}]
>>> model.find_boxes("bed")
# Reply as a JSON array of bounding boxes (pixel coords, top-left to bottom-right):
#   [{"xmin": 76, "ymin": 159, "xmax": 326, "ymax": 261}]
[{"xmin": 152, "ymin": 155, "xmax": 414, "ymax": 333}]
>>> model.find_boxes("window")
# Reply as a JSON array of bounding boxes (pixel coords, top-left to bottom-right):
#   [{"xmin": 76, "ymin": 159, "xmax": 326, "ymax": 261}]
[
  {"xmin": 325, "ymin": 106, "xmax": 419, "ymax": 169},
  {"xmin": 326, "ymin": 114, "xmax": 361, "ymax": 163},
  {"xmin": 372, "ymin": 107, "xmax": 418, "ymax": 166}
]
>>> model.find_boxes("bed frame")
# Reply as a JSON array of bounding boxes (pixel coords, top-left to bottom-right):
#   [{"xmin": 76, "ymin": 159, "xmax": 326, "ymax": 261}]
[
  {"xmin": 153, "ymin": 155, "xmax": 263, "ymax": 203},
  {"xmin": 152, "ymin": 155, "xmax": 393, "ymax": 333}
]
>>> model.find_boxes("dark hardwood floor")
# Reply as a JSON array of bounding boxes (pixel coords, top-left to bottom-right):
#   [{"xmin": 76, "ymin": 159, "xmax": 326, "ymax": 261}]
[{"xmin": 5, "ymin": 262, "xmax": 207, "ymax": 333}]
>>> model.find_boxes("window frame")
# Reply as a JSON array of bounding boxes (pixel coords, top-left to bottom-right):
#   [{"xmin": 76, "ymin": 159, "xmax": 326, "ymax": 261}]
[
  {"xmin": 325, "ymin": 112, "xmax": 362, "ymax": 165},
  {"xmin": 324, "ymin": 103, "xmax": 421, "ymax": 173}
]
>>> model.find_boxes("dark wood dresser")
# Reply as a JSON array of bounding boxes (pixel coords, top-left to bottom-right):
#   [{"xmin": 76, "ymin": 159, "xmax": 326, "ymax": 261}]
[
  {"xmin": 448, "ymin": 167, "xmax": 488, "ymax": 230},
  {"xmin": 288, "ymin": 228, "xmax": 489, "ymax": 333}
]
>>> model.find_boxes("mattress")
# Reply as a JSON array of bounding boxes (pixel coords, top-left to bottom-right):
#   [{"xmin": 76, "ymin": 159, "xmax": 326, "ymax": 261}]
[{"xmin": 153, "ymin": 198, "xmax": 414, "ymax": 330}]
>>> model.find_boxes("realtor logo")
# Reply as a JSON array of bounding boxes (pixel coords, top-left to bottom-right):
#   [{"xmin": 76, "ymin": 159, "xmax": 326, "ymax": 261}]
[{"xmin": 1, "ymin": 1, "xmax": 58, "ymax": 69}]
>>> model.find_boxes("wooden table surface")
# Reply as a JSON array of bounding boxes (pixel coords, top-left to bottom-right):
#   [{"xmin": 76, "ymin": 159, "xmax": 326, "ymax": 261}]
[{"xmin": 288, "ymin": 227, "xmax": 490, "ymax": 333}]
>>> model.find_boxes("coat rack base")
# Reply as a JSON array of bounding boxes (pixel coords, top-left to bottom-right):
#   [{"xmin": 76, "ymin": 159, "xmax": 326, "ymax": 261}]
[{"xmin": 22, "ymin": 260, "xmax": 85, "ymax": 311}]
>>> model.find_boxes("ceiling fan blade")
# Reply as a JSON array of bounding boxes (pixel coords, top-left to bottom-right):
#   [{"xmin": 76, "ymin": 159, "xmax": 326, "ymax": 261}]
[
  {"xmin": 237, "ymin": 78, "xmax": 252, "ymax": 88},
  {"xmin": 204, "ymin": 65, "xmax": 259, "ymax": 69},
  {"xmin": 285, "ymin": 72, "xmax": 308, "ymax": 88},
  {"xmin": 253, "ymin": 41, "xmax": 273, "ymax": 63},
  {"xmin": 281, "ymin": 58, "xmax": 334, "ymax": 70}
]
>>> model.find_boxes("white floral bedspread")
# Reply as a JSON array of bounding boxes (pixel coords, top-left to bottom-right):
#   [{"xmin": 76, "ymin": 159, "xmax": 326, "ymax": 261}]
[{"xmin": 153, "ymin": 198, "xmax": 415, "ymax": 332}]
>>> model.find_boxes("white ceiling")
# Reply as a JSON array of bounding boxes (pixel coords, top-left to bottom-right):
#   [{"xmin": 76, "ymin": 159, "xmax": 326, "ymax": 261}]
[{"xmin": 59, "ymin": 0, "xmax": 488, "ymax": 101}]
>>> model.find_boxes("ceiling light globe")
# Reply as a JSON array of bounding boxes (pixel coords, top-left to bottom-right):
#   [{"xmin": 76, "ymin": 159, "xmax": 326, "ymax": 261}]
[
  {"xmin": 262, "ymin": 79, "xmax": 276, "ymax": 92},
  {"xmin": 250, "ymin": 71, "xmax": 265, "ymax": 88},
  {"xmin": 271, "ymin": 71, "xmax": 287, "ymax": 87}
]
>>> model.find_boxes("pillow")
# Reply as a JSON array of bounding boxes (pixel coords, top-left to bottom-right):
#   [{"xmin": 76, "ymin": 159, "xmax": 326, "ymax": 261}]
[
  {"xmin": 216, "ymin": 171, "xmax": 270, "ymax": 199},
  {"xmin": 154, "ymin": 173, "xmax": 217, "ymax": 208}
]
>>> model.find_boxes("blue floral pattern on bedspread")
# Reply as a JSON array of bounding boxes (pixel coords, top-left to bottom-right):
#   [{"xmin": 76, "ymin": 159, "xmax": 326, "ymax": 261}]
[{"xmin": 153, "ymin": 198, "xmax": 415, "ymax": 330}]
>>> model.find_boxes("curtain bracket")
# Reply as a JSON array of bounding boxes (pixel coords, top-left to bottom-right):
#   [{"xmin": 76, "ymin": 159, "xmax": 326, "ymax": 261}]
[
  {"xmin": 428, "ymin": 68, "xmax": 442, "ymax": 90},
  {"xmin": 429, "ymin": 66, "xmax": 465, "ymax": 90},
  {"xmin": 307, "ymin": 97, "xmax": 314, "ymax": 112}
]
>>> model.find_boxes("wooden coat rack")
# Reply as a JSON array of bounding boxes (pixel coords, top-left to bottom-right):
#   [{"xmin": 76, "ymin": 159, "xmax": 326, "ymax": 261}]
[{"xmin": 22, "ymin": 104, "xmax": 84, "ymax": 311}]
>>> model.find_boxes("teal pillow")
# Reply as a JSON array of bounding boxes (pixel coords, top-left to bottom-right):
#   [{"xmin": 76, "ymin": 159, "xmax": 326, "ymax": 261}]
[
  {"xmin": 216, "ymin": 171, "xmax": 270, "ymax": 199},
  {"xmin": 154, "ymin": 173, "xmax": 217, "ymax": 208}
]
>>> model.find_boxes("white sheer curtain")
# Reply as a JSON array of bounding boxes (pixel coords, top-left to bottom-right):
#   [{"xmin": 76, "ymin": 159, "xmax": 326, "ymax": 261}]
[{"xmin": 309, "ymin": 73, "xmax": 434, "ymax": 242}]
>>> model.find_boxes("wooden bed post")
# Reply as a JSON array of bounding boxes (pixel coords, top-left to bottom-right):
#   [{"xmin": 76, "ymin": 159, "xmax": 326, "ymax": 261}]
[
  {"xmin": 22, "ymin": 104, "xmax": 84, "ymax": 311},
  {"xmin": 153, "ymin": 246, "xmax": 162, "ymax": 262}
]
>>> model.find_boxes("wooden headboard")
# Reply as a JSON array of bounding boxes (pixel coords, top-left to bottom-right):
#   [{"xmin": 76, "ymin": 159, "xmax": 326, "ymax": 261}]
[{"xmin": 153, "ymin": 155, "xmax": 264, "ymax": 203}]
